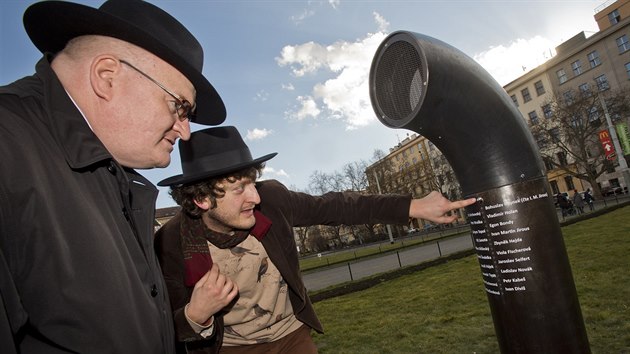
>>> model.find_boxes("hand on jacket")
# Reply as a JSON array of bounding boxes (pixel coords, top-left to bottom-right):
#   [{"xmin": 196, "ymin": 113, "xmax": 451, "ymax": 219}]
[
  {"xmin": 186, "ymin": 264, "xmax": 238, "ymax": 325},
  {"xmin": 409, "ymin": 191, "xmax": 476, "ymax": 224}
]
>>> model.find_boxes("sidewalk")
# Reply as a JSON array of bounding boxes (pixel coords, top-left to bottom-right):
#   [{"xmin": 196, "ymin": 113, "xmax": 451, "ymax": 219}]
[{"xmin": 302, "ymin": 234, "xmax": 473, "ymax": 292}]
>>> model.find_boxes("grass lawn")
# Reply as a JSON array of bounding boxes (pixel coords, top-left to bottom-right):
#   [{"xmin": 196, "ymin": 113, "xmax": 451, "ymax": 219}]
[{"xmin": 312, "ymin": 206, "xmax": 630, "ymax": 353}]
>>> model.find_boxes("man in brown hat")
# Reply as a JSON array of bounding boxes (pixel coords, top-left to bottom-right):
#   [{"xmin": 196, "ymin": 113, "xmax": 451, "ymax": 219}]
[
  {"xmin": 0, "ymin": 1, "xmax": 225, "ymax": 353},
  {"xmin": 155, "ymin": 126, "xmax": 476, "ymax": 353}
]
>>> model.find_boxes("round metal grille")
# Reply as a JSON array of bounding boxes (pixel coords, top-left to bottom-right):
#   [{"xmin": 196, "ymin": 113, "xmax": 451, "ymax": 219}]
[{"xmin": 373, "ymin": 39, "xmax": 425, "ymax": 123}]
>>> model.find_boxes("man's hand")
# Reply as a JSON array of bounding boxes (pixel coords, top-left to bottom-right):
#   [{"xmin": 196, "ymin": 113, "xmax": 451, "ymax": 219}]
[
  {"xmin": 186, "ymin": 264, "xmax": 238, "ymax": 325},
  {"xmin": 409, "ymin": 191, "xmax": 477, "ymax": 224}
]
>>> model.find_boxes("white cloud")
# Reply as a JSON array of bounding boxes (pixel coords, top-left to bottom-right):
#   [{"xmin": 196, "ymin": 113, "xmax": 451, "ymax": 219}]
[
  {"xmin": 261, "ymin": 166, "xmax": 290, "ymax": 179},
  {"xmin": 286, "ymin": 95, "xmax": 321, "ymax": 121},
  {"xmin": 276, "ymin": 41, "xmax": 328, "ymax": 77},
  {"xmin": 328, "ymin": 0, "xmax": 340, "ymax": 10},
  {"xmin": 282, "ymin": 83, "xmax": 295, "ymax": 91},
  {"xmin": 253, "ymin": 90, "xmax": 269, "ymax": 102},
  {"xmin": 474, "ymin": 36, "xmax": 556, "ymax": 86},
  {"xmin": 373, "ymin": 12, "xmax": 389, "ymax": 32},
  {"xmin": 277, "ymin": 16, "xmax": 388, "ymax": 129},
  {"xmin": 245, "ymin": 128, "xmax": 273, "ymax": 141},
  {"xmin": 291, "ymin": 8, "xmax": 315, "ymax": 24}
]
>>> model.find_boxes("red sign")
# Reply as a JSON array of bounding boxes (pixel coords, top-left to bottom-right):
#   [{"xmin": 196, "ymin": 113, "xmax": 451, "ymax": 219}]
[{"xmin": 599, "ymin": 130, "xmax": 616, "ymax": 161}]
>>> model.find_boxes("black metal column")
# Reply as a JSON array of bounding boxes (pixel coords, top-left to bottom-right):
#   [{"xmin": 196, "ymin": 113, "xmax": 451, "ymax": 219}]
[{"xmin": 369, "ymin": 30, "xmax": 590, "ymax": 353}]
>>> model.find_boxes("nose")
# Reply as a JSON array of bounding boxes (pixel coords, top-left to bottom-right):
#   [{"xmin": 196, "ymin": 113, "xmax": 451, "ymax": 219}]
[
  {"xmin": 246, "ymin": 183, "xmax": 261, "ymax": 205},
  {"xmin": 173, "ymin": 118, "xmax": 191, "ymax": 141}
]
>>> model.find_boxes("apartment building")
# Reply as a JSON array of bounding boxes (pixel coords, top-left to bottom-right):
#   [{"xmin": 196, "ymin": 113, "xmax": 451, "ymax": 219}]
[{"xmin": 504, "ymin": 0, "xmax": 630, "ymax": 195}]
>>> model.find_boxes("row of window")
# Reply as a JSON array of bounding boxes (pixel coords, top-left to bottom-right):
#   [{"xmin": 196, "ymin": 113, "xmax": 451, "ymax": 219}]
[
  {"xmin": 557, "ymin": 33, "xmax": 630, "ymax": 85},
  {"xmin": 511, "ymin": 30, "xmax": 630, "ymax": 107},
  {"xmin": 510, "ymin": 79, "xmax": 546, "ymax": 106}
]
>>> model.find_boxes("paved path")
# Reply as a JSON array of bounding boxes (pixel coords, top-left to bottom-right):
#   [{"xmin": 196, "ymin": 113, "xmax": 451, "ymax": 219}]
[{"xmin": 302, "ymin": 234, "xmax": 473, "ymax": 292}]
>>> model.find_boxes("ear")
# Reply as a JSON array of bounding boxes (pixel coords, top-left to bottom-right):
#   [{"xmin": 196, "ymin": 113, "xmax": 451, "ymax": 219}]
[
  {"xmin": 90, "ymin": 56, "xmax": 120, "ymax": 101},
  {"xmin": 193, "ymin": 196, "xmax": 212, "ymax": 211}
]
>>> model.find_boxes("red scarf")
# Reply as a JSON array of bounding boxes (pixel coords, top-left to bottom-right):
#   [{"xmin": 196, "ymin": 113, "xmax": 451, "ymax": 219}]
[{"xmin": 180, "ymin": 210, "xmax": 272, "ymax": 287}]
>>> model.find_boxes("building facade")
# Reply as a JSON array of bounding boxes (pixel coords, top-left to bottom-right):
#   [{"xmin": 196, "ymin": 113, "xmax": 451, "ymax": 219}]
[{"xmin": 504, "ymin": 0, "xmax": 630, "ymax": 195}]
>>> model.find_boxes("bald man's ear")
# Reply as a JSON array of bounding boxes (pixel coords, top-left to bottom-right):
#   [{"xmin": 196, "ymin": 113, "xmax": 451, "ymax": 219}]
[{"xmin": 90, "ymin": 56, "xmax": 119, "ymax": 100}]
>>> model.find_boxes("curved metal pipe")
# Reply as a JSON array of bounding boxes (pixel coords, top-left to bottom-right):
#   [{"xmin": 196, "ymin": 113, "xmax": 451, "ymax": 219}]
[
  {"xmin": 369, "ymin": 31, "xmax": 546, "ymax": 194},
  {"xmin": 369, "ymin": 31, "xmax": 590, "ymax": 353}
]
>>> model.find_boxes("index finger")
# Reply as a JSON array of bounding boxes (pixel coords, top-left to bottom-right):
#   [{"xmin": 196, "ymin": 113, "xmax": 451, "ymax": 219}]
[{"xmin": 450, "ymin": 197, "xmax": 477, "ymax": 209}]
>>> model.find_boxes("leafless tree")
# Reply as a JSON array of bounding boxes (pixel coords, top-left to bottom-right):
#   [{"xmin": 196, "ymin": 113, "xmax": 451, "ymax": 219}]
[{"xmin": 530, "ymin": 85, "xmax": 630, "ymax": 198}]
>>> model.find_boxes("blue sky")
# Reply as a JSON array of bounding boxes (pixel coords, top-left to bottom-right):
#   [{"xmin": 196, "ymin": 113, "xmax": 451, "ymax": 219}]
[{"xmin": 1, "ymin": 0, "xmax": 602, "ymax": 208}]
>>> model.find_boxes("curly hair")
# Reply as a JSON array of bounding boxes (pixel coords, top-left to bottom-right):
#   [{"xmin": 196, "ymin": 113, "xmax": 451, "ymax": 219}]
[{"xmin": 170, "ymin": 164, "xmax": 265, "ymax": 218}]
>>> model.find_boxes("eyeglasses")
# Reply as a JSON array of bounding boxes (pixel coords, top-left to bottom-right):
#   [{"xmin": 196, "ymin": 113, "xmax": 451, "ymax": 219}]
[{"xmin": 119, "ymin": 59, "xmax": 195, "ymax": 121}]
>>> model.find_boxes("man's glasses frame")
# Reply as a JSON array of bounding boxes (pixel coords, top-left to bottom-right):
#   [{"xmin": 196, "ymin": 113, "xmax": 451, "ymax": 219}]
[{"xmin": 119, "ymin": 59, "xmax": 195, "ymax": 121}]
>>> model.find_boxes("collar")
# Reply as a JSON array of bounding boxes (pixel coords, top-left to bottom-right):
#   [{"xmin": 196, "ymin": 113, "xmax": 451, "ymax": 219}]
[{"xmin": 36, "ymin": 54, "xmax": 112, "ymax": 169}]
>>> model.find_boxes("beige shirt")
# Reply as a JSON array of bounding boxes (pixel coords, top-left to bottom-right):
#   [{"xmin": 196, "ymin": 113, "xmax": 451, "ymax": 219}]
[{"xmin": 208, "ymin": 235, "xmax": 303, "ymax": 345}]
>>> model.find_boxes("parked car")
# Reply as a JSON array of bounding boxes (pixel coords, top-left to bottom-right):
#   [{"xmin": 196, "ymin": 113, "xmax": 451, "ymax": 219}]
[{"xmin": 601, "ymin": 186, "xmax": 624, "ymax": 196}]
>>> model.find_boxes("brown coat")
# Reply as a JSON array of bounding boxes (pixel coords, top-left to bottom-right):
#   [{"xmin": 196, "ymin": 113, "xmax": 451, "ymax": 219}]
[{"xmin": 154, "ymin": 179, "xmax": 411, "ymax": 353}]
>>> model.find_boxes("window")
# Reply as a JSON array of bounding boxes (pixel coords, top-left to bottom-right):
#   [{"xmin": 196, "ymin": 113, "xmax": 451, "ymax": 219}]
[
  {"xmin": 542, "ymin": 104, "xmax": 553, "ymax": 118},
  {"xmin": 556, "ymin": 68, "xmax": 568, "ymax": 84},
  {"xmin": 557, "ymin": 151, "xmax": 568, "ymax": 166},
  {"xmin": 550, "ymin": 180, "xmax": 559, "ymax": 195},
  {"xmin": 510, "ymin": 94, "xmax": 519, "ymax": 107},
  {"xmin": 564, "ymin": 175, "xmax": 575, "ymax": 190},
  {"xmin": 588, "ymin": 51, "xmax": 601, "ymax": 68},
  {"xmin": 563, "ymin": 90, "xmax": 574, "ymax": 104},
  {"xmin": 549, "ymin": 127, "xmax": 560, "ymax": 142},
  {"xmin": 570, "ymin": 114, "xmax": 582, "ymax": 127},
  {"xmin": 543, "ymin": 158, "xmax": 554, "ymax": 171},
  {"xmin": 417, "ymin": 145, "xmax": 425, "ymax": 160},
  {"xmin": 535, "ymin": 133, "xmax": 547, "ymax": 148},
  {"xmin": 626, "ymin": 62, "xmax": 630, "ymax": 78},
  {"xmin": 534, "ymin": 80, "xmax": 545, "ymax": 96},
  {"xmin": 521, "ymin": 88, "xmax": 532, "ymax": 103},
  {"xmin": 617, "ymin": 35, "xmax": 630, "ymax": 53},
  {"xmin": 578, "ymin": 83, "xmax": 590, "ymax": 93},
  {"xmin": 571, "ymin": 60, "xmax": 583, "ymax": 76},
  {"xmin": 528, "ymin": 111, "xmax": 539, "ymax": 125},
  {"xmin": 588, "ymin": 106, "xmax": 600, "ymax": 123},
  {"xmin": 609, "ymin": 9, "xmax": 621, "ymax": 25},
  {"xmin": 595, "ymin": 74, "xmax": 610, "ymax": 91}
]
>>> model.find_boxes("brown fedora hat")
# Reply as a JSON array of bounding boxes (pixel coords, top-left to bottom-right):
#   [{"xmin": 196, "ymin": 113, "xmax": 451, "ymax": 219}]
[
  {"xmin": 23, "ymin": 0, "xmax": 225, "ymax": 126},
  {"xmin": 158, "ymin": 126, "xmax": 277, "ymax": 187}
]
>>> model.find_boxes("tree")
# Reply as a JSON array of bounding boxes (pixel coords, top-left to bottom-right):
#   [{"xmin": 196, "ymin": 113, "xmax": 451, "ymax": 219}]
[
  {"xmin": 342, "ymin": 160, "xmax": 369, "ymax": 192},
  {"xmin": 530, "ymin": 85, "xmax": 630, "ymax": 198},
  {"xmin": 308, "ymin": 170, "xmax": 346, "ymax": 246}
]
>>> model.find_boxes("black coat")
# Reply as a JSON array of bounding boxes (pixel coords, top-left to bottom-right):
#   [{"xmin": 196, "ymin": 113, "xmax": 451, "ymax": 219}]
[
  {"xmin": 0, "ymin": 56, "xmax": 175, "ymax": 353},
  {"xmin": 155, "ymin": 179, "xmax": 411, "ymax": 353}
]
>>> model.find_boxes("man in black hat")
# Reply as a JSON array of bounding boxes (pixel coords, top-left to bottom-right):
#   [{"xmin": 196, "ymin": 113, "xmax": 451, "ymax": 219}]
[
  {"xmin": 155, "ymin": 126, "xmax": 476, "ymax": 353},
  {"xmin": 0, "ymin": 1, "xmax": 225, "ymax": 353}
]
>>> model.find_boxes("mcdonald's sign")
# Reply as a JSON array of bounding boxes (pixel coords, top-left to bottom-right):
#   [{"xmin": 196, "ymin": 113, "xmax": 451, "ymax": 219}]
[{"xmin": 599, "ymin": 129, "xmax": 616, "ymax": 160}]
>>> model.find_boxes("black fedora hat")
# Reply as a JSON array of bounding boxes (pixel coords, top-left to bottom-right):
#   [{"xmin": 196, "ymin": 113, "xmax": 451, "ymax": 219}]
[
  {"xmin": 158, "ymin": 126, "xmax": 277, "ymax": 187},
  {"xmin": 23, "ymin": 0, "xmax": 225, "ymax": 126}
]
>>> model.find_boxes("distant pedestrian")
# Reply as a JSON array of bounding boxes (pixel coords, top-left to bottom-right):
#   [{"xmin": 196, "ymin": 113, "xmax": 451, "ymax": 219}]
[
  {"xmin": 583, "ymin": 188, "xmax": 595, "ymax": 211},
  {"xmin": 573, "ymin": 189, "xmax": 585, "ymax": 214}
]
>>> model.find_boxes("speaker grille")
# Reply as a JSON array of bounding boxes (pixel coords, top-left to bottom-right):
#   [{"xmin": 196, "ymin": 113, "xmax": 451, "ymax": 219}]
[{"xmin": 373, "ymin": 40, "xmax": 425, "ymax": 123}]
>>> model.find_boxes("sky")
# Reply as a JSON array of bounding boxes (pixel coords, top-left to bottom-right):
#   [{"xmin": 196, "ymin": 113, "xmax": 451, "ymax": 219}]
[{"xmin": 0, "ymin": 0, "xmax": 603, "ymax": 209}]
